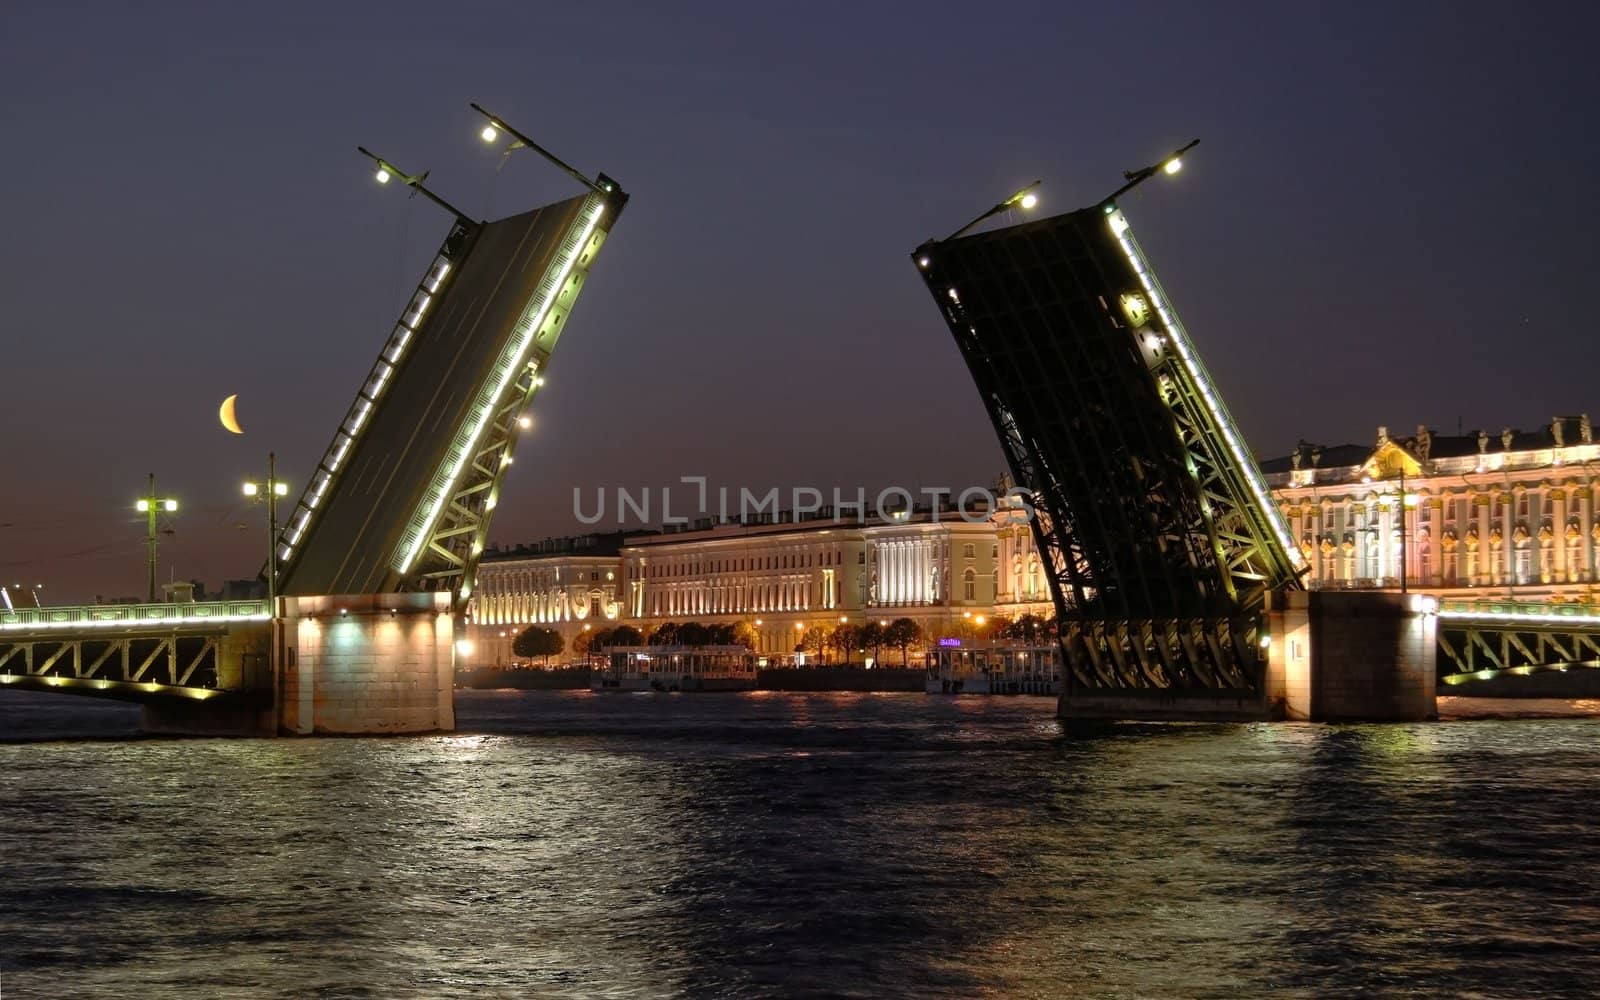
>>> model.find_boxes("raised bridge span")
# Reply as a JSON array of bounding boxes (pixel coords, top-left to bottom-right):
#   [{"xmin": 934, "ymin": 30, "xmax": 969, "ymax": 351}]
[
  {"xmin": 0, "ymin": 106, "xmax": 627, "ymax": 733},
  {"xmin": 910, "ymin": 150, "xmax": 1600, "ymax": 720}
]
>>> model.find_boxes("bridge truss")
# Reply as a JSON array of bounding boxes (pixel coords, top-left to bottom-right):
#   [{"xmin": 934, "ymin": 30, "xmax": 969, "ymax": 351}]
[
  {"xmin": 0, "ymin": 600, "xmax": 270, "ymax": 700},
  {"xmin": 1436, "ymin": 600, "xmax": 1600, "ymax": 685},
  {"xmin": 912, "ymin": 198, "xmax": 1305, "ymax": 696},
  {"xmin": 273, "ymin": 176, "xmax": 627, "ymax": 608}
]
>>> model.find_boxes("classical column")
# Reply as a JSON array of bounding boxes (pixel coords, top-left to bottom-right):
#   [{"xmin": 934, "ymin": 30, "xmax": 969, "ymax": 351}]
[
  {"xmin": 1554, "ymin": 488, "xmax": 1569, "ymax": 580},
  {"xmin": 1376, "ymin": 500, "xmax": 1391, "ymax": 584},
  {"xmin": 921, "ymin": 540, "xmax": 932, "ymax": 604},
  {"xmin": 1477, "ymin": 494, "xmax": 1492, "ymax": 586},
  {"xmin": 1497, "ymin": 489, "xmax": 1510, "ymax": 582},
  {"xmin": 905, "ymin": 542, "xmax": 915, "ymax": 604},
  {"xmin": 1583, "ymin": 486, "xmax": 1596, "ymax": 582}
]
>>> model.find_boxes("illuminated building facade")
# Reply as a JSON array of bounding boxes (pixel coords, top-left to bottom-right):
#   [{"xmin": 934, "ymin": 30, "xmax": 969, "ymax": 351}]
[
  {"xmin": 464, "ymin": 415, "xmax": 1598, "ymax": 666},
  {"xmin": 464, "ymin": 505, "xmax": 1055, "ymax": 662},
  {"xmin": 618, "ymin": 507, "xmax": 1029, "ymax": 655},
  {"xmin": 1263, "ymin": 416, "xmax": 1599, "ymax": 597},
  {"xmin": 467, "ymin": 533, "xmax": 626, "ymax": 666}
]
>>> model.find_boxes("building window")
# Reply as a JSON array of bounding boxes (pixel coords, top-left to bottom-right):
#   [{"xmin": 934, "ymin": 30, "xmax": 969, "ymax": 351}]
[
  {"xmin": 963, "ymin": 568, "xmax": 975, "ymax": 601},
  {"xmin": 962, "ymin": 543, "xmax": 975, "ymax": 559}
]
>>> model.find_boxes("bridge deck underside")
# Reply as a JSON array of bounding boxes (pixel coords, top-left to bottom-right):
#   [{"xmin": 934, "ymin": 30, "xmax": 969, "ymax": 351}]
[
  {"xmin": 278, "ymin": 196, "xmax": 591, "ymax": 597},
  {"xmin": 916, "ymin": 206, "xmax": 1295, "ymax": 692}
]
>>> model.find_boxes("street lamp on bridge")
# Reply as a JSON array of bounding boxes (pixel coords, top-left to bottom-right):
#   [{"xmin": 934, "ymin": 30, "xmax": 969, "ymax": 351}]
[
  {"xmin": 469, "ymin": 102, "xmax": 612, "ymax": 196},
  {"xmin": 940, "ymin": 180, "xmax": 1043, "ymax": 242},
  {"xmin": 1103, "ymin": 139, "xmax": 1200, "ymax": 204},
  {"xmin": 242, "ymin": 452, "xmax": 290, "ymax": 609},
  {"xmin": 134, "ymin": 474, "xmax": 179, "ymax": 603},
  {"xmin": 356, "ymin": 146, "xmax": 473, "ymax": 223}
]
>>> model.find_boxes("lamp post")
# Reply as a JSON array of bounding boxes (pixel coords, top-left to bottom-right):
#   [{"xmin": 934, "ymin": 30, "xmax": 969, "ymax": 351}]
[
  {"xmin": 939, "ymin": 181, "xmax": 1043, "ymax": 243},
  {"xmin": 242, "ymin": 452, "xmax": 289, "ymax": 608},
  {"xmin": 134, "ymin": 474, "xmax": 179, "ymax": 602},
  {"xmin": 470, "ymin": 102, "xmax": 612, "ymax": 195},
  {"xmin": 1397, "ymin": 466, "xmax": 1421, "ymax": 595},
  {"xmin": 356, "ymin": 147, "xmax": 472, "ymax": 223},
  {"xmin": 1103, "ymin": 139, "xmax": 1201, "ymax": 204}
]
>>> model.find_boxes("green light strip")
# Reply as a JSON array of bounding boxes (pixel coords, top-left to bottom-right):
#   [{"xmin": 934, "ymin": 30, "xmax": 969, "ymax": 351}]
[{"xmin": 396, "ymin": 199, "xmax": 607, "ymax": 575}]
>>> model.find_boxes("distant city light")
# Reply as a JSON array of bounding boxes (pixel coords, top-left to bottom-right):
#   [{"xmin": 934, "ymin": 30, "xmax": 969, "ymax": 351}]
[
  {"xmin": 518, "ymin": 416, "xmax": 532, "ymax": 429},
  {"xmin": 1163, "ymin": 158, "xmax": 1183, "ymax": 175},
  {"xmin": 136, "ymin": 499, "xmax": 150, "ymax": 512},
  {"xmin": 242, "ymin": 483, "xmax": 258, "ymax": 497},
  {"xmin": 274, "ymin": 482, "xmax": 289, "ymax": 497},
  {"xmin": 375, "ymin": 168, "xmax": 391, "ymax": 184},
  {"xmin": 480, "ymin": 125, "xmax": 499, "ymax": 143},
  {"xmin": 1019, "ymin": 193, "xmax": 1038, "ymax": 209},
  {"xmin": 163, "ymin": 499, "xmax": 178, "ymax": 512},
  {"xmin": 917, "ymin": 256, "xmax": 930, "ymax": 269}
]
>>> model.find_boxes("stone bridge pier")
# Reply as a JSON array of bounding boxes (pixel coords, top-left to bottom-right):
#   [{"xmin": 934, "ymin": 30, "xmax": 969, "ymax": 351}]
[
  {"xmin": 142, "ymin": 593, "xmax": 457, "ymax": 736},
  {"xmin": 278, "ymin": 593, "xmax": 456, "ymax": 735},
  {"xmin": 1266, "ymin": 591, "xmax": 1437, "ymax": 721}
]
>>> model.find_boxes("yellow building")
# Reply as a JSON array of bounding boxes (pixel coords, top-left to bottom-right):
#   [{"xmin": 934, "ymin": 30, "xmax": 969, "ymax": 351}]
[
  {"xmin": 467, "ymin": 533, "xmax": 626, "ymax": 667},
  {"xmin": 464, "ymin": 503, "xmax": 1054, "ymax": 664},
  {"xmin": 1264, "ymin": 416, "xmax": 1598, "ymax": 598}
]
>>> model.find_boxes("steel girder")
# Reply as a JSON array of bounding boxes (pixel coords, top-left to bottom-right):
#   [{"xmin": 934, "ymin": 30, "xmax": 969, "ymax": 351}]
[
  {"xmin": 0, "ymin": 633, "xmax": 221, "ymax": 690},
  {"xmin": 399, "ymin": 197, "xmax": 616, "ymax": 606},
  {"xmin": 1437, "ymin": 618, "xmax": 1600, "ymax": 679},
  {"xmin": 912, "ymin": 202, "xmax": 1301, "ymax": 692}
]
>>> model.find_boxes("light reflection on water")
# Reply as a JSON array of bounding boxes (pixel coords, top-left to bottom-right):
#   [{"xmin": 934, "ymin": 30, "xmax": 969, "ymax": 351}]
[{"xmin": 1, "ymin": 690, "xmax": 1598, "ymax": 998}]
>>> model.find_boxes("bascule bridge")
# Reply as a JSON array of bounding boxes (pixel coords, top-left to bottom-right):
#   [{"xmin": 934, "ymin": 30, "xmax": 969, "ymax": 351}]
[
  {"xmin": 911, "ymin": 147, "xmax": 1503, "ymax": 721},
  {"xmin": 0, "ymin": 106, "xmax": 627, "ymax": 734}
]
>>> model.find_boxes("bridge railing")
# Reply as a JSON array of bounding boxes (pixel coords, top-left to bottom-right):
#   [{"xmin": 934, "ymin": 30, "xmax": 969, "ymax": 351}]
[
  {"xmin": 1436, "ymin": 598, "xmax": 1600, "ymax": 624},
  {"xmin": 0, "ymin": 600, "xmax": 271, "ymax": 632}
]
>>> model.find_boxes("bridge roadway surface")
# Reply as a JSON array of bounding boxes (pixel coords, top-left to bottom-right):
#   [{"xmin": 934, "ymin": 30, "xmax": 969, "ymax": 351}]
[{"xmin": 279, "ymin": 195, "xmax": 590, "ymax": 596}]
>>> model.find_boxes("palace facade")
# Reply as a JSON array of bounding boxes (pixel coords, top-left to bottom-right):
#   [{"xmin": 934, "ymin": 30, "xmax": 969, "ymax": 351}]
[
  {"xmin": 1264, "ymin": 416, "xmax": 1598, "ymax": 598},
  {"xmin": 465, "ymin": 413, "xmax": 1598, "ymax": 665}
]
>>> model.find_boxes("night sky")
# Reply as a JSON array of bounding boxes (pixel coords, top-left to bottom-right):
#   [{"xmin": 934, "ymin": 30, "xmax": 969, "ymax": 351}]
[{"xmin": 3, "ymin": 1, "xmax": 1597, "ymax": 603}]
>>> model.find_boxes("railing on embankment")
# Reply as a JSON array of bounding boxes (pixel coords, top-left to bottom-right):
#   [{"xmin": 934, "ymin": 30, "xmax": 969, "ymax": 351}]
[{"xmin": 0, "ymin": 600, "xmax": 272, "ymax": 702}]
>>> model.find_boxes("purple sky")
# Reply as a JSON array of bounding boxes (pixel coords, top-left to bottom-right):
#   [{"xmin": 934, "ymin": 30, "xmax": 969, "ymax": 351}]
[{"xmin": 3, "ymin": 1, "xmax": 1597, "ymax": 603}]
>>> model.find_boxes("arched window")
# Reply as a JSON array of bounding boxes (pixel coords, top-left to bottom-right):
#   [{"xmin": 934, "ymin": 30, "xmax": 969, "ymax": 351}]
[{"xmin": 963, "ymin": 568, "xmax": 975, "ymax": 601}]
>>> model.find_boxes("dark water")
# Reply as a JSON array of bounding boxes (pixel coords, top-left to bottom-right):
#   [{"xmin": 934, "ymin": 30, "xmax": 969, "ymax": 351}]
[{"xmin": 1, "ymin": 691, "xmax": 1598, "ymax": 999}]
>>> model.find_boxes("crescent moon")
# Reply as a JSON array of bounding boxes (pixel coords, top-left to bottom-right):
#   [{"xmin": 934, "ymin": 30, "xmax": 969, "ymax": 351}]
[{"xmin": 219, "ymin": 395, "xmax": 244, "ymax": 435}]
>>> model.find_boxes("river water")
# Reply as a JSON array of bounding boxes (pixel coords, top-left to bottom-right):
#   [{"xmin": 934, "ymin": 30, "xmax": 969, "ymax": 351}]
[{"xmin": 1, "ymin": 690, "xmax": 1598, "ymax": 998}]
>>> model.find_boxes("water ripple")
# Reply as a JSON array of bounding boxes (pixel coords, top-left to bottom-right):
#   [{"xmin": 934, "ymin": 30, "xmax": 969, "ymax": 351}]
[{"xmin": 1, "ymin": 690, "xmax": 1597, "ymax": 998}]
